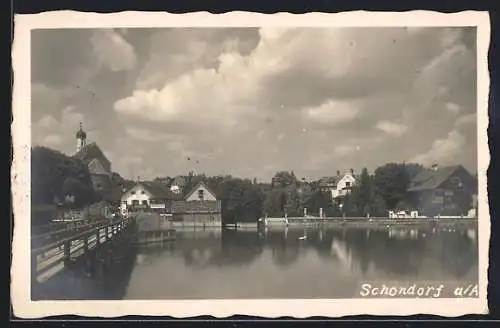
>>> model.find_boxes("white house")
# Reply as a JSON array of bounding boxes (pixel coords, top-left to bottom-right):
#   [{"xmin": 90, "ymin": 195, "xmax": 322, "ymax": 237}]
[
  {"xmin": 185, "ymin": 181, "xmax": 217, "ymax": 202},
  {"xmin": 120, "ymin": 181, "xmax": 176, "ymax": 215},
  {"xmin": 331, "ymin": 171, "xmax": 358, "ymax": 200}
]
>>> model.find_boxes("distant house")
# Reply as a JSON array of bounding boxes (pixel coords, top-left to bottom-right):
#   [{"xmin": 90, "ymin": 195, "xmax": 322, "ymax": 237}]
[
  {"xmin": 120, "ymin": 181, "xmax": 179, "ymax": 215},
  {"xmin": 171, "ymin": 181, "xmax": 222, "ymax": 225},
  {"xmin": 406, "ymin": 165, "xmax": 477, "ymax": 217},
  {"xmin": 169, "ymin": 175, "xmax": 187, "ymax": 195},
  {"xmin": 317, "ymin": 176, "xmax": 339, "ymax": 195},
  {"xmin": 185, "ymin": 181, "xmax": 217, "ymax": 202},
  {"xmin": 331, "ymin": 170, "xmax": 358, "ymax": 201},
  {"xmin": 121, "ymin": 180, "xmax": 222, "ymax": 225}
]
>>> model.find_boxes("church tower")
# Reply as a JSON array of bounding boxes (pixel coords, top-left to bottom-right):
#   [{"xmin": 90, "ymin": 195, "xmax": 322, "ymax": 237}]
[{"xmin": 76, "ymin": 122, "xmax": 87, "ymax": 153}]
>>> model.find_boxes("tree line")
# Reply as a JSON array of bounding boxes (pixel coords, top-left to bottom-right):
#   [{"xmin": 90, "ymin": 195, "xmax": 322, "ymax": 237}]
[
  {"xmin": 152, "ymin": 163, "xmax": 425, "ymax": 222},
  {"xmin": 31, "ymin": 146, "xmax": 430, "ymax": 222}
]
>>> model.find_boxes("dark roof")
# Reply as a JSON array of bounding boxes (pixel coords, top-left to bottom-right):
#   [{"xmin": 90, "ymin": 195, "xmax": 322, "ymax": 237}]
[
  {"xmin": 143, "ymin": 181, "xmax": 181, "ymax": 200},
  {"xmin": 171, "ymin": 200, "xmax": 220, "ymax": 213},
  {"xmin": 318, "ymin": 176, "xmax": 339, "ymax": 187},
  {"xmin": 407, "ymin": 165, "xmax": 464, "ymax": 192},
  {"xmin": 121, "ymin": 180, "xmax": 136, "ymax": 192},
  {"xmin": 73, "ymin": 142, "xmax": 111, "ymax": 170},
  {"xmin": 125, "ymin": 181, "xmax": 181, "ymax": 200}
]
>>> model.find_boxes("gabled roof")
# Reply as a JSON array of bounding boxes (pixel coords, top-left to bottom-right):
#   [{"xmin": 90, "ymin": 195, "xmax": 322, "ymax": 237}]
[
  {"xmin": 184, "ymin": 181, "xmax": 217, "ymax": 201},
  {"xmin": 407, "ymin": 165, "xmax": 465, "ymax": 192},
  {"xmin": 88, "ymin": 158, "xmax": 108, "ymax": 175},
  {"xmin": 124, "ymin": 181, "xmax": 181, "ymax": 200},
  {"xmin": 318, "ymin": 176, "xmax": 339, "ymax": 187},
  {"xmin": 73, "ymin": 142, "xmax": 111, "ymax": 170}
]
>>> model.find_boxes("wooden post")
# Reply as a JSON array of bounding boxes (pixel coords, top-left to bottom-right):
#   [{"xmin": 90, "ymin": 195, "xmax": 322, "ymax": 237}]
[
  {"xmin": 96, "ymin": 229, "xmax": 101, "ymax": 246},
  {"xmin": 83, "ymin": 234, "xmax": 89, "ymax": 252},
  {"xmin": 63, "ymin": 240, "xmax": 71, "ymax": 267}
]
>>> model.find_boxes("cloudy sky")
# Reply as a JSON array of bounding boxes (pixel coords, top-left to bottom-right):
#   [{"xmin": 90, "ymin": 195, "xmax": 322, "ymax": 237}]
[{"xmin": 31, "ymin": 27, "xmax": 477, "ymax": 181}]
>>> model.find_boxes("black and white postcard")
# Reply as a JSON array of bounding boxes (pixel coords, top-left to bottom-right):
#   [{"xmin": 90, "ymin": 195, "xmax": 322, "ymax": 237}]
[{"xmin": 11, "ymin": 10, "xmax": 491, "ymax": 318}]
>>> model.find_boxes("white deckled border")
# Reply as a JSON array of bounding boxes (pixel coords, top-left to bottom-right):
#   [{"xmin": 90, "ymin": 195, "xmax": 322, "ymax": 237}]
[{"xmin": 11, "ymin": 10, "xmax": 491, "ymax": 319}]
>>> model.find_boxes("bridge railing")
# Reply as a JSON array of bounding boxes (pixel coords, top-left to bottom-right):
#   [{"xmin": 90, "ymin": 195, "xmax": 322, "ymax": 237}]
[
  {"xmin": 31, "ymin": 218, "xmax": 120, "ymax": 249},
  {"xmin": 31, "ymin": 217, "xmax": 133, "ymax": 284}
]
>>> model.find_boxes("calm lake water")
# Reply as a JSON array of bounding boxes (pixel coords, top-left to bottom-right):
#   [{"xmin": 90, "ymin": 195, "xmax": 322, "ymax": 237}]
[{"xmin": 123, "ymin": 226, "xmax": 478, "ymax": 299}]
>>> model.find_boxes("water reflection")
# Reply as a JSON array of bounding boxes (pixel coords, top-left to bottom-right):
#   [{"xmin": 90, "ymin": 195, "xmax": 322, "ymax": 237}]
[{"xmin": 124, "ymin": 226, "xmax": 478, "ymax": 299}]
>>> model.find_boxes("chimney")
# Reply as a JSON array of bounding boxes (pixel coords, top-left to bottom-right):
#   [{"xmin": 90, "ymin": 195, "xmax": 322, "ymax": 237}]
[
  {"xmin": 350, "ymin": 168, "xmax": 354, "ymax": 175},
  {"xmin": 336, "ymin": 170, "xmax": 340, "ymax": 177}
]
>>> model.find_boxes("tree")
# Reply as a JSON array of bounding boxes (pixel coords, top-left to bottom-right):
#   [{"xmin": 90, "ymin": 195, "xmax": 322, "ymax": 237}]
[
  {"xmin": 263, "ymin": 189, "xmax": 287, "ymax": 217},
  {"xmin": 271, "ymin": 171, "xmax": 298, "ymax": 188},
  {"xmin": 31, "ymin": 146, "xmax": 96, "ymax": 208},
  {"xmin": 343, "ymin": 167, "xmax": 388, "ymax": 217},
  {"xmin": 61, "ymin": 176, "xmax": 95, "ymax": 208},
  {"xmin": 284, "ymin": 188, "xmax": 302, "ymax": 217},
  {"xmin": 302, "ymin": 190, "xmax": 336, "ymax": 216},
  {"xmin": 216, "ymin": 177, "xmax": 264, "ymax": 223},
  {"xmin": 372, "ymin": 163, "xmax": 420, "ymax": 210}
]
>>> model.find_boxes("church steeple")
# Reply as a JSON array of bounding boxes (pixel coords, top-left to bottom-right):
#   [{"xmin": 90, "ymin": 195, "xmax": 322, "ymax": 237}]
[{"xmin": 76, "ymin": 122, "xmax": 87, "ymax": 153}]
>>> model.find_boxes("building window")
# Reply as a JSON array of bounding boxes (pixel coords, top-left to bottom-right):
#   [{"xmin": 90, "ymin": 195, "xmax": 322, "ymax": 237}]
[
  {"xmin": 433, "ymin": 196, "xmax": 444, "ymax": 204},
  {"xmin": 444, "ymin": 190, "xmax": 454, "ymax": 197},
  {"xmin": 198, "ymin": 189, "xmax": 205, "ymax": 200},
  {"xmin": 96, "ymin": 183, "xmax": 102, "ymax": 189},
  {"xmin": 450, "ymin": 177, "xmax": 463, "ymax": 188},
  {"xmin": 141, "ymin": 190, "xmax": 145, "ymax": 194},
  {"xmin": 345, "ymin": 182, "xmax": 351, "ymax": 187},
  {"xmin": 132, "ymin": 200, "xmax": 139, "ymax": 206},
  {"xmin": 131, "ymin": 191, "xmax": 136, "ymax": 195},
  {"xmin": 142, "ymin": 200, "xmax": 148, "ymax": 206}
]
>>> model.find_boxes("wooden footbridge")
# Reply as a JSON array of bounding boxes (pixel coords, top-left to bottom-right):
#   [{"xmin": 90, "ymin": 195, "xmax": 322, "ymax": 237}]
[{"xmin": 31, "ymin": 217, "xmax": 135, "ymax": 287}]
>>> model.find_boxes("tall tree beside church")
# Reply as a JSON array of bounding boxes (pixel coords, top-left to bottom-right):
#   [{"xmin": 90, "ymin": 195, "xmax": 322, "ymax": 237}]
[{"xmin": 31, "ymin": 146, "xmax": 95, "ymax": 208}]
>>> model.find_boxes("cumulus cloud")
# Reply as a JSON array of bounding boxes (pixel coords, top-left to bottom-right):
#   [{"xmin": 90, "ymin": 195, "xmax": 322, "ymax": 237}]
[
  {"xmin": 32, "ymin": 105, "xmax": 95, "ymax": 154},
  {"xmin": 126, "ymin": 126, "xmax": 181, "ymax": 142},
  {"xmin": 455, "ymin": 113, "xmax": 476, "ymax": 127},
  {"xmin": 445, "ymin": 102, "xmax": 461, "ymax": 114},
  {"xmin": 375, "ymin": 121, "xmax": 408, "ymax": 137},
  {"xmin": 36, "ymin": 115, "xmax": 58, "ymax": 129},
  {"xmin": 410, "ymin": 130, "xmax": 467, "ymax": 166},
  {"xmin": 41, "ymin": 134, "xmax": 63, "ymax": 147},
  {"xmin": 303, "ymin": 100, "xmax": 359, "ymax": 126},
  {"xmin": 32, "ymin": 27, "xmax": 479, "ymax": 179},
  {"xmin": 90, "ymin": 30, "xmax": 137, "ymax": 71},
  {"xmin": 334, "ymin": 145, "xmax": 357, "ymax": 157}
]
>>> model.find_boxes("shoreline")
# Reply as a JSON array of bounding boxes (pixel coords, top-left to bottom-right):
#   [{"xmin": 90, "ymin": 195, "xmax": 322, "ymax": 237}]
[{"xmin": 260, "ymin": 217, "xmax": 478, "ymax": 229}]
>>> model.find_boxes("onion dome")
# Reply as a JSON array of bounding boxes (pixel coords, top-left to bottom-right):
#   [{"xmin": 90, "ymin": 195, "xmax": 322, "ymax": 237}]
[{"xmin": 76, "ymin": 122, "xmax": 87, "ymax": 139}]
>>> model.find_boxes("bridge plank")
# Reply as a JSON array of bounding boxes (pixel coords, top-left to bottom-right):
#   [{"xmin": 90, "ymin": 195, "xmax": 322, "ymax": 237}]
[{"xmin": 33, "ymin": 218, "xmax": 132, "ymax": 283}]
